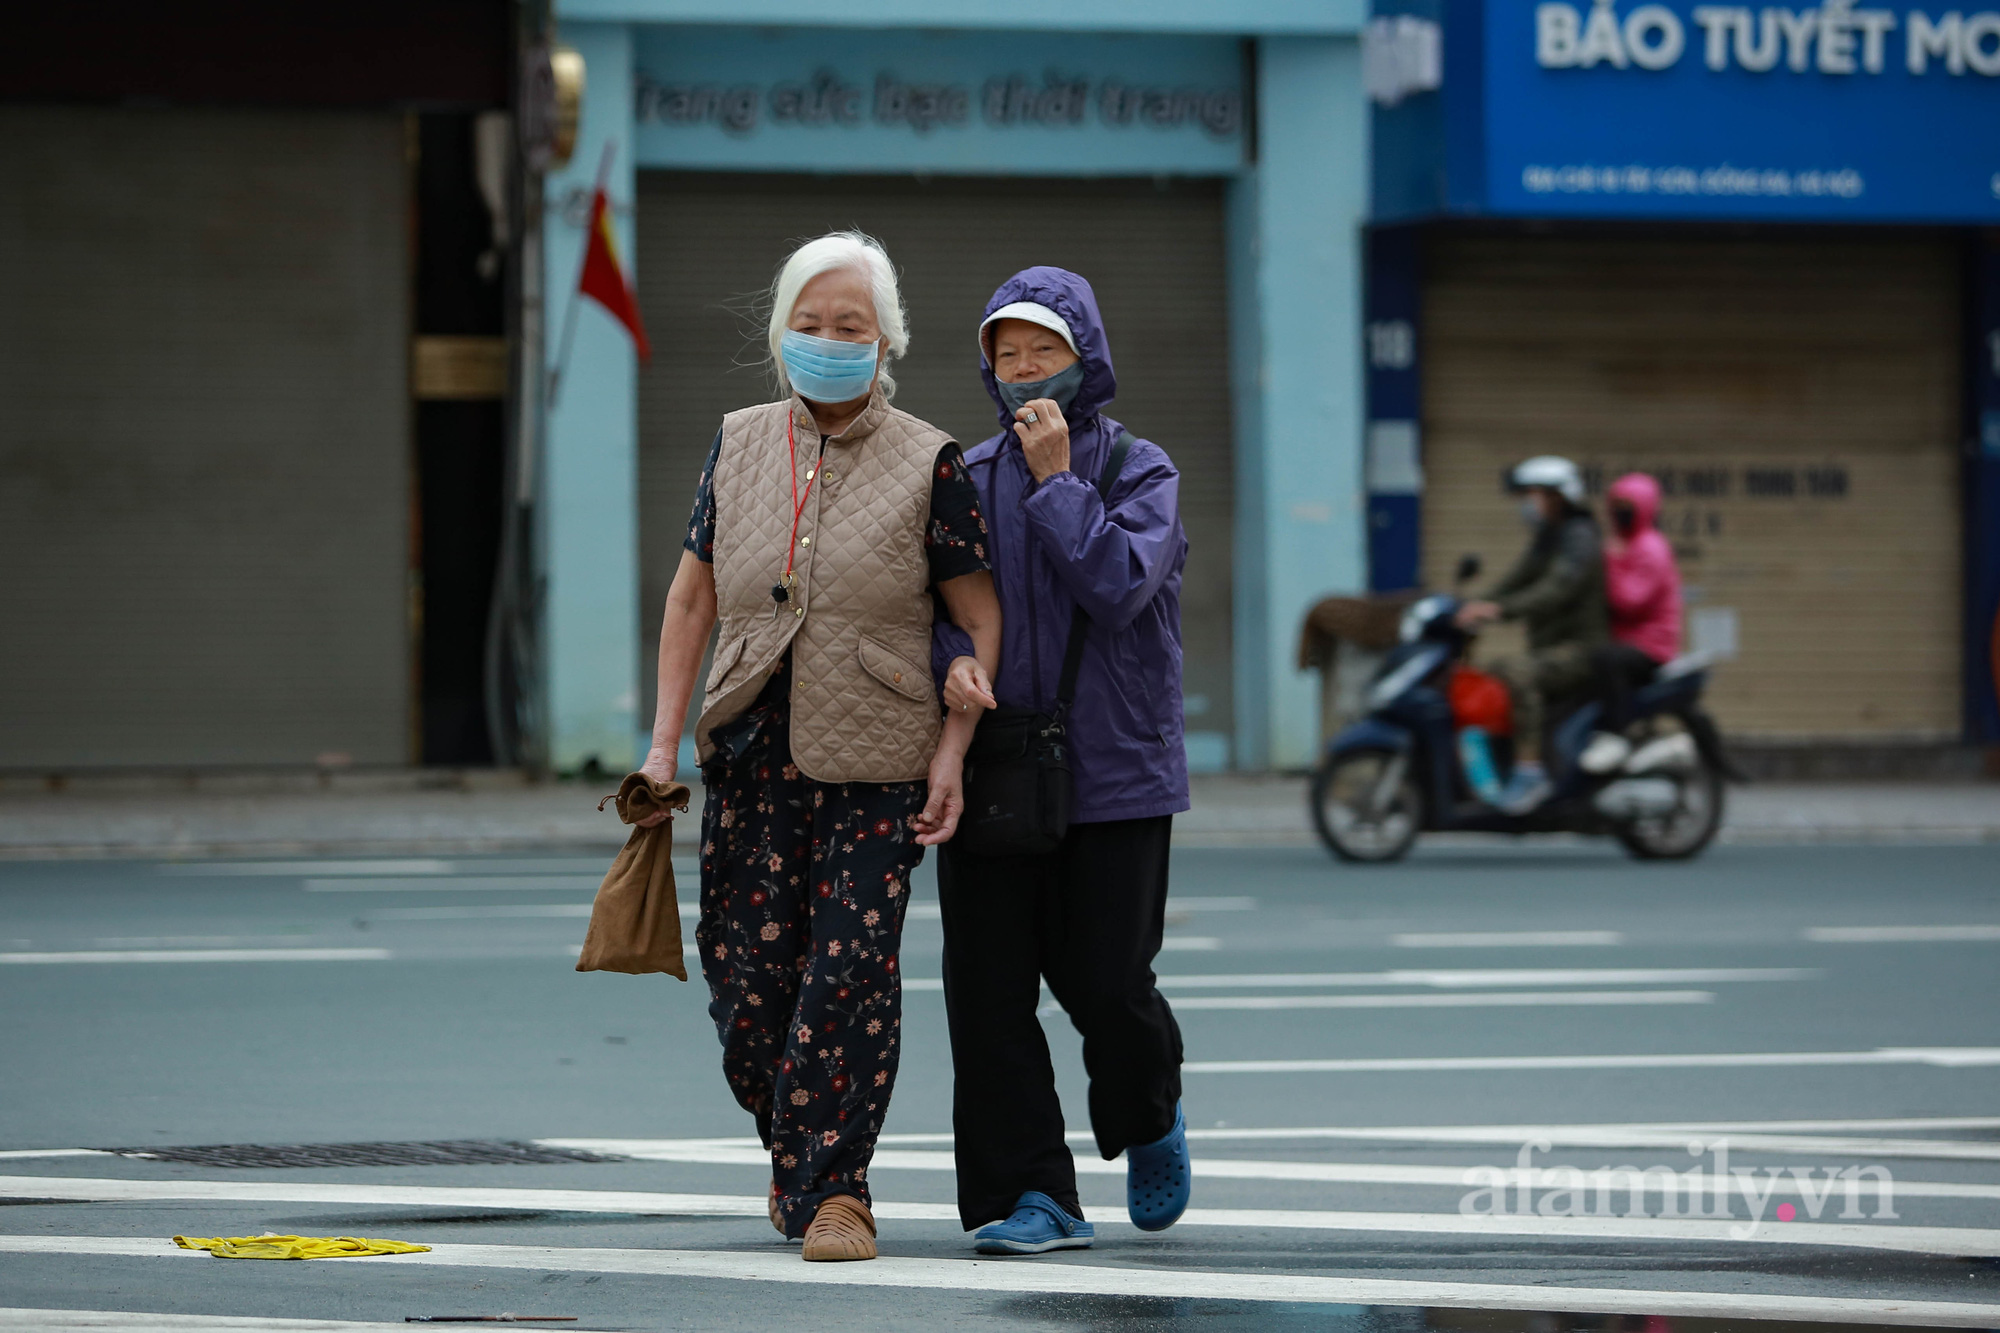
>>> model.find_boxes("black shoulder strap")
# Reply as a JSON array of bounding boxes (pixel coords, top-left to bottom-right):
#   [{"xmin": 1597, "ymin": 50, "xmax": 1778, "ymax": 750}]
[{"xmin": 1054, "ymin": 430, "xmax": 1135, "ymax": 712}]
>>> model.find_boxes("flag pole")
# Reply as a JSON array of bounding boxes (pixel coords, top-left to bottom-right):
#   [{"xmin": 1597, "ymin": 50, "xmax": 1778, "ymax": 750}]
[{"xmin": 546, "ymin": 139, "xmax": 619, "ymax": 409}]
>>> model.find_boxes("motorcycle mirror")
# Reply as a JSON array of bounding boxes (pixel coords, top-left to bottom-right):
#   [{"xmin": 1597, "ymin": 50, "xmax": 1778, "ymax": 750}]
[{"xmin": 1454, "ymin": 553, "xmax": 1482, "ymax": 586}]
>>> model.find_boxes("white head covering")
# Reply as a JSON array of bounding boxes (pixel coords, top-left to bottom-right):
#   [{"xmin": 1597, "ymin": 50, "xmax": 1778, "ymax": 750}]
[
  {"xmin": 1508, "ymin": 455, "xmax": 1586, "ymax": 505},
  {"xmin": 978, "ymin": 302, "xmax": 1078, "ymax": 366}
]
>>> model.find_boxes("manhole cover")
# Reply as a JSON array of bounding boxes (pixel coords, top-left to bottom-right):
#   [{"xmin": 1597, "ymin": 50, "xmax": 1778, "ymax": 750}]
[{"xmin": 107, "ymin": 1139, "xmax": 623, "ymax": 1168}]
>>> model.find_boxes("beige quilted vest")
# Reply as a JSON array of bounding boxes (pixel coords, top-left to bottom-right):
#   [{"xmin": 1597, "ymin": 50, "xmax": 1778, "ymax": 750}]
[{"xmin": 695, "ymin": 391, "xmax": 946, "ymax": 783}]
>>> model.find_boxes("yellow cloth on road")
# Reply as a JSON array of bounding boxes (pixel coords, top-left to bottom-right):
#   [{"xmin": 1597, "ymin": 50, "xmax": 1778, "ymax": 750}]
[{"xmin": 172, "ymin": 1233, "xmax": 432, "ymax": 1260}]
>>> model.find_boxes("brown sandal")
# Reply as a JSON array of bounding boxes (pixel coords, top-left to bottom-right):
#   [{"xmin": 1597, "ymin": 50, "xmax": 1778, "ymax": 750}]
[{"xmin": 800, "ymin": 1193, "xmax": 876, "ymax": 1262}]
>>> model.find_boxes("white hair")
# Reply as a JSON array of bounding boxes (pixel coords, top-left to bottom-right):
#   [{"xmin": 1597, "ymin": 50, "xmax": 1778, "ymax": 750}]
[{"xmin": 766, "ymin": 231, "xmax": 909, "ymax": 399}]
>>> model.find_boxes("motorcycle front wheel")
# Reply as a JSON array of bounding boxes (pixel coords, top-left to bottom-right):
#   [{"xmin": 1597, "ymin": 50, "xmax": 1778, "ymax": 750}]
[
  {"xmin": 1310, "ymin": 749, "xmax": 1424, "ymax": 863},
  {"xmin": 1615, "ymin": 757, "xmax": 1726, "ymax": 860}
]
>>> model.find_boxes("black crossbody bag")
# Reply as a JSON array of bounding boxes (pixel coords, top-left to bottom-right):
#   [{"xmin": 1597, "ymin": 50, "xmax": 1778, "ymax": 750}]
[{"xmin": 955, "ymin": 430, "xmax": 1133, "ymax": 858}]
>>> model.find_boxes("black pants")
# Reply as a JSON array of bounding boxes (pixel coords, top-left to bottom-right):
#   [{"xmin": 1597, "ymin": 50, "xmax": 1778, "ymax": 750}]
[
  {"xmin": 936, "ymin": 815, "xmax": 1184, "ymax": 1230},
  {"xmin": 1594, "ymin": 642, "xmax": 1661, "ymax": 733}
]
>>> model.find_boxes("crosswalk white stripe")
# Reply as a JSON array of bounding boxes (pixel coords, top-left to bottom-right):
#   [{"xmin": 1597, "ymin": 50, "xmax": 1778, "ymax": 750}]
[
  {"xmin": 7, "ymin": 1236, "xmax": 2000, "ymax": 1326},
  {"xmin": 0, "ymin": 949, "xmax": 392, "ymax": 965},
  {"xmin": 159, "ymin": 859, "xmax": 607, "ymax": 876},
  {"xmin": 0, "ymin": 1309, "xmax": 414, "ymax": 1331},
  {"xmin": 1807, "ymin": 925, "xmax": 2000, "ymax": 942},
  {"xmin": 4, "ymin": 1177, "xmax": 1995, "ymax": 1257},
  {"xmin": 1154, "ymin": 968, "xmax": 1813, "ymax": 989},
  {"xmin": 543, "ymin": 1141, "xmax": 2000, "ymax": 1196},
  {"xmin": 1172, "ymin": 1115, "xmax": 2000, "ymax": 1139},
  {"xmin": 160, "ymin": 860, "xmax": 456, "ymax": 876},
  {"xmin": 1393, "ymin": 931, "xmax": 1625, "ymax": 947},
  {"xmin": 363, "ymin": 904, "xmax": 597, "ymax": 919},
  {"xmin": 1165, "ymin": 990, "xmax": 1713, "ymax": 1011},
  {"xmin": 304, "ymin": 877, "xmax": 599, "ymax": 893},
  {"xmin": 1184, "ymin": 1047, "xmax": 2000, "ymax": 1074},
  {"xmin": 539, "ymin": 1118, "xmax": 2000, "ymax": 1163}
]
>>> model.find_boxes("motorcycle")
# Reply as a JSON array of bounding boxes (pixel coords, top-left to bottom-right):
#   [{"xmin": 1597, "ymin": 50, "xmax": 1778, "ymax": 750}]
[{"xmin": 1309, "ymin": 557, "xmax": 1732, "ymax": 863}]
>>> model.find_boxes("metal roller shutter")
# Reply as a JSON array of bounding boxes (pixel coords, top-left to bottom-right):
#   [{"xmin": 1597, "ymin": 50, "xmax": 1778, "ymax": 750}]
[
  {"xmin": 0, "ymin": 106, "xmax": 412, "ymax": 768},
  {"xmin": 636, "ymin": 172, "xmax": 1233, "ymax": 745},
  {"xmin": 1421, "ymin": 230, "xmax": 1962, "ymax": 741}
]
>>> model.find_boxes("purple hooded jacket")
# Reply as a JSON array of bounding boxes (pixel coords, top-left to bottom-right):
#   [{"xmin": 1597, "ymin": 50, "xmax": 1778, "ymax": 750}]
[{"xmin": 933, "ymin": 267, "xmax": 1191, "ymax": 824}]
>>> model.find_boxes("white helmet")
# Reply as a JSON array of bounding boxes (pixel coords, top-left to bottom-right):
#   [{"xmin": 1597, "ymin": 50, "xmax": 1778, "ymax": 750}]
[{"xmin": 1508, "ymin": 455, "xmax": 1585, "ymax": 505}]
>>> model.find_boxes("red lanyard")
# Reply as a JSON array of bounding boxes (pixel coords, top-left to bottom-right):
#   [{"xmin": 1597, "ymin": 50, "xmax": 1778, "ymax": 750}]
[{"xmin": 783, "ymin": 415, "xmax": 821, "ymax": 585}]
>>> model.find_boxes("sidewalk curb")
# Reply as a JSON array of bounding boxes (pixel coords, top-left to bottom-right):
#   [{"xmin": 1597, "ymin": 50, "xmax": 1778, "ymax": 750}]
[{"xmin": 0, "ymin": 776, "xmax": 1992, "ymax": 859}]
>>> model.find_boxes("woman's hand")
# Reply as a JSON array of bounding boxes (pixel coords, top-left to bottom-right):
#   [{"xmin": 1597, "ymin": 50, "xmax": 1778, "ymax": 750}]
[
  {"xmin": 912, "ymin": 744, "xmax": 967, "ymax": 847},
  {"xmin": 941, "ymin": 655, "xmax": 997, "ymax": 716},
  {"xmin": 1013, "ymin": 400, "xmax": 1071, "ymax": 482},
  {"xmin": 633, "ymin": 745, "xmax": 677, "ymax": 828}
]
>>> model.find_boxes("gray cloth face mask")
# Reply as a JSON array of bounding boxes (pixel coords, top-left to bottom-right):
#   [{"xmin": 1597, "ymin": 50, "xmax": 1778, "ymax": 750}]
[{"xmin": 994, "ymin": 362, "xmax": 1086, "ymax": 418}]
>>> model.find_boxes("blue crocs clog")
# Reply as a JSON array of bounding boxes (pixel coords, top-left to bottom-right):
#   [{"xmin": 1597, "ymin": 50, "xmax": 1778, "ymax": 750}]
[
  {"xmin": 1126, "ymin": 1104, "xmax": 1191, "ymax": 1231},
  {"xmin": 972, "ymin": 1191, "xmax": 1095, "ymax": 1255}
]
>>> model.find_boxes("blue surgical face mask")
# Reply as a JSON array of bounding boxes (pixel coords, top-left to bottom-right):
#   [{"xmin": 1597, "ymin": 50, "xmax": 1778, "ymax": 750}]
[
  {"xmin": 994, "ymin": 361, "xmax": 1086, "ymax": 418},
  {"xmin": 780, "ymin": 329, "xmax": 879, "ymax": 405}
]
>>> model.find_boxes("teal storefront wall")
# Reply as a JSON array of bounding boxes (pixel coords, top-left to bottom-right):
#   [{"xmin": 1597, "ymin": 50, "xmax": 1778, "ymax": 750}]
[{"xmin": 541, "ymin": 6, "xmax": 1367, "ymax": 773}]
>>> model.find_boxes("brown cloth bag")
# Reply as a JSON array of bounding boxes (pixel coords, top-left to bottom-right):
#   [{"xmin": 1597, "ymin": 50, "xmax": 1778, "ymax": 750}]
[{"xmin": 576, "ymin": 773, "xmax": 692, "ymax": 980}]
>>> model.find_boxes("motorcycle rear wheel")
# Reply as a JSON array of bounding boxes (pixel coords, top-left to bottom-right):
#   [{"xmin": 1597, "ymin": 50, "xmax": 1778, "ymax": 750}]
[
  {"xmin": 1615, "ymin": 757, "xmax": 1726, "ymax": 860},
  {"xmin": 1311, "ymin": 749, "xmax": 1424, "ymax": 863}
]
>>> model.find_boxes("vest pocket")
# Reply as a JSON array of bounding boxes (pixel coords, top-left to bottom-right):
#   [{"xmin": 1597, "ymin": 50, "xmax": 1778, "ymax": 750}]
[
  {"xmin": 858, "ymin": 636, "xmax": 932, "ymax": 702},
  {"xmin": 705, "ymin": 634, "xmax": 748, "ymax": 691}
]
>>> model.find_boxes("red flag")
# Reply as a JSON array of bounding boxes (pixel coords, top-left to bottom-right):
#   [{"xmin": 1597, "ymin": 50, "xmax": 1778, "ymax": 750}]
[{"xmin": 577, "ymin": 186, "xmax": 650, "ymax": 360}]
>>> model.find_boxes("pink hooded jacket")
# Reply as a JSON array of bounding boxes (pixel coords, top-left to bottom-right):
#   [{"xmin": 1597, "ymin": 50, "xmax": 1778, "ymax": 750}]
[{"xmin": 1605, "ymin": 473, "xmax": 1682, "ymax": 664}]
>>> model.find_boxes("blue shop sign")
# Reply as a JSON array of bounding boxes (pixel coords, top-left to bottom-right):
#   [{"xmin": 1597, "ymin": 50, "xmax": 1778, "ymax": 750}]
[
  {"xmin": 632, "ymin": 27, "xmax": 1247, "ymax": 175},
  {"xmin": 1374, "ymin": 0, "xmax": 2000, "ymax": 220}
]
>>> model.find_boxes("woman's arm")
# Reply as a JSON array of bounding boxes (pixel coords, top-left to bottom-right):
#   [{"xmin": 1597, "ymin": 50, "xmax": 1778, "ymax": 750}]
[
  {"xmin": 635, "ymin": 549, "xmax": 718, "ymax": 824},
  {"xmin": 912, "ymin": 570, "xmax": 1001, "ymax": 846}
]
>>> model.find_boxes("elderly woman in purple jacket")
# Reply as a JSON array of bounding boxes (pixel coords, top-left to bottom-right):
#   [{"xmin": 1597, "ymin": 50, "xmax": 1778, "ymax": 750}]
[{"xmin": 931, "ymin": 267, "xmax": 1192, "ymax": 1255}]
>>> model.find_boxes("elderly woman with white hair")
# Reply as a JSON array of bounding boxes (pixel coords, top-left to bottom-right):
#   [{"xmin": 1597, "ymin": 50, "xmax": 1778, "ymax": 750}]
[{"xmin": 637, "ymin": 231, "xmax": 1000, "ymax": 1262}]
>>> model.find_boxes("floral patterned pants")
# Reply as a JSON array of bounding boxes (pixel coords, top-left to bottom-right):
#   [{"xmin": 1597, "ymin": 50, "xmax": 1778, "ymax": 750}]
[{"xmin": 696, "ymin": 702, "xmax": 929, "ymax": 1239}]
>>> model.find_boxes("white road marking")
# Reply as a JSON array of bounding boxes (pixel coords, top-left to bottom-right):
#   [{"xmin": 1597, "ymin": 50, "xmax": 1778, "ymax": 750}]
[
  {"xmin": 8, "ymin": 1235, "xmax": 2000, "ymax": 1323},
  {"xmin": 160, "ymin": 860, "xmax": 455, "ymax": 876},
  {"xmin": 304, "ymin": 877, "xmax": 600, "ymax": 893},
  {"xmin": 1393, "ymin": 931, "xmax": 1626, "ymax": 948},
  {"xmin": 917, "ymin": 970, "xmax": 1802, "ymax": 999},
  {"xmin": 85, "ymin": 937, "xmax": 332, "ymax": 949},
  {"xmin": 0, "ymin": 949, "xmax": 392, "ymax": 965},
  {"xmin": 0, "ymin": 1149, "xmax": 110, "ymax": 1160},
  {"xmin": 1159, "ymin": 937, "xmax": 1220, "ymax": 951},
  {"xmin": 1153, "ymin": 990, "xmax": 1715, "ymax": 1011},
  {"xmin": 5, "ymin": 1177, "xmax": 1994, "ymax": 1254},
  {"xmin": 161, "ymin": 858, "xmax": 606, "ymax": 877},
  {"xmin": 362, "ymin": 904, "xmax": 598, "ymax": 920},
  {"xmin": 1807, "ymin": 925, "xmax": 2000, "ymax": 943},
  {"xmin": 1168, "ymin": 964, "xmax": 1808, "ymax": 984},
  {"xmin": 1166, "ymin": 897, "xmax": 1259, "ymax": 911},
  {"xmin": 538, "ymin": 1140, "xmax": 2000, "ymax": 1195},
  {"xmin": 1185, "ymin": 1047, "xmax": 2000, "ymax": 1074},
  {"xmin": 1157, "ymin": 968, "xmax": 1811, "ymax": 990},
  {"xmin": 544, "ymin": 1119, "xmax": 2000, "ymax": 1163},
  {"xmin": 0, "ymin": 1310, "xmax": 417, "ymax": 1331}
]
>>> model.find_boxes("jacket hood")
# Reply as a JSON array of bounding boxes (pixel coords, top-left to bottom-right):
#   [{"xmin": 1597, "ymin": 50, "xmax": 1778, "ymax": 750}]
[
  {"xmin": 1607, "ymin": 472, "xmax": 1661, "ymax": 530},
  {"xmin": 979, "ymin": 267, "xmax": 1117, "ymax": 428}
]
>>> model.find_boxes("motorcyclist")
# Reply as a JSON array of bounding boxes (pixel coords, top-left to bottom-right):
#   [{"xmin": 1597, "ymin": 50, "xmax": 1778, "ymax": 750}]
[{"xmin": 1454, "ymin": 456, "xmax": 1608, "ymax": 813}]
